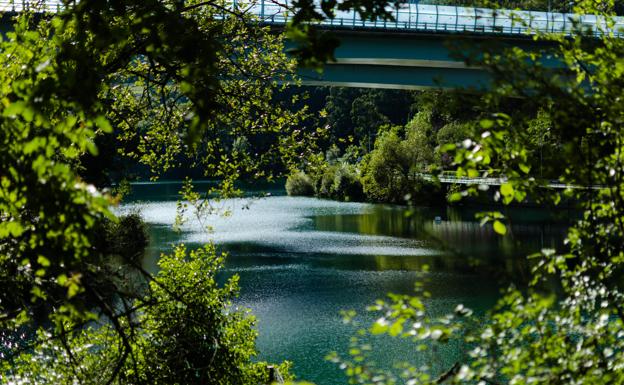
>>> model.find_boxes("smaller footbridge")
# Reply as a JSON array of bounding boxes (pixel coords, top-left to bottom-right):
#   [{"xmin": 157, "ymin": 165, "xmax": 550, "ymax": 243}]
[{"xmin": 421, "ymin": 172, "xmax": 600, "ymax": 190}]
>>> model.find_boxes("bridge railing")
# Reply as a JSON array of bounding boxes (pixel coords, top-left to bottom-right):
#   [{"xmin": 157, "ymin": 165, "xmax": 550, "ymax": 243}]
[
  {"xmin": 1, "ymin": 0, "xmax": 623, "ymax": 38},
  {"xmin": 248, "ymin": 0, "xmax": 624, "ymax": 37},
  {"xmin": 423, "ymin": 172, "xmax": 600, "ymax": 189},
  {"xmin": 0, "ymin": 0, "xmax": 63, "ymax": 12}
]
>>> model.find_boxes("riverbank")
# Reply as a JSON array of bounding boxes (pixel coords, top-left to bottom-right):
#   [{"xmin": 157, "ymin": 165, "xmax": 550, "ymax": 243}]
[{"xmin": 285, "ymin": 168, "xmax": 581, "ymax": 212}]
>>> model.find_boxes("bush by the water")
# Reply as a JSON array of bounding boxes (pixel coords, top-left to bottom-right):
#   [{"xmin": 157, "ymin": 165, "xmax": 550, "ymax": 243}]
[
  {"xmin": 285, "ymin": 171, "xmax": 315, "ymax": 196},
  {"xmin": 316, "ymin": 167, "xmax": 335, "ymax": 198},
  {"xmin": 329, "ymin": 164, "xmax": 364, "ymax": 202},
  {"xmin": 94, "ymin": 213, "xmax": 150, "ymax": 264},
  {"xmin": 314, "ymin": 164, "xmax": 364, "ymax": 201},
  {"xmin": 287, "ymin": 164, "xmax": 365, "ymax": 202}
]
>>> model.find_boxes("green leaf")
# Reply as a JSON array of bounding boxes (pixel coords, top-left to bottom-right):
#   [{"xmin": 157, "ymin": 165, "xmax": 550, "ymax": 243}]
[
  {"xmin": 388, "ymin": 319, "xmax": 404, "ymax": 337},
  {"xmin": 480, "ymin": 119, "xmax": 494, "ymax": 129},
  {"xmin": 371, "ymin": 319, "xmax": 388, "ymax": 335},
  {"xmin": 67, "ymin": 283, "xmax": 80, "ymax": 298},
  {"xmin": 31, "ymin": 286, "xmax": 47, "ymax": 300},
  {"xmin": 95, "ymin": 115, "xmax": 113, "ymax": 133},
  {"xmin": 0, "ymin": 221, "xmax": 24, "ymax": 238},
  {"xmin": 57, "ymin": 274, "xmax": 68, "ymax": 285},
  {"xmin": 500, "ymin": 183, "xmax": 514, "ymax": 197},
  {"xmin": 22, "ymin": 106, "xmax": 35, "ymax": 122},
  {"xmin": 37, "ymin": 255, "xmax": 51, "ymax": 267},
  {"xmin": 440, "ymin": 143, "xmax": 456, "ymax": 152},
  {"xmin": 449, "ymin": 192, "xmax": 462, "ymax": 202},
  {"xmin": 3, "ymin": 101, "xmax": 26, "ymax": 117},
  {"xmin": 85, "ymin": 140, "xmax": 99, "ymax": 156},
  {"xmin": 493, "ymin": 220, "xmax": 507, "ymax": 235},
  {"xmin": 23, "ymin": 137, "xmax": 46, "ymax": 154}
]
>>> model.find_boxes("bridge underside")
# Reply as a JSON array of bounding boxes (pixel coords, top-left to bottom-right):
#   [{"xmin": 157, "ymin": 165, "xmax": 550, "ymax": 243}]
[
  {"xmin": 297, "ymin": 62, "xmax": 490, "ymax": 90},
  {"xmin": 289, "ymin": 30, "xmax": 546, "ymax": 90}
]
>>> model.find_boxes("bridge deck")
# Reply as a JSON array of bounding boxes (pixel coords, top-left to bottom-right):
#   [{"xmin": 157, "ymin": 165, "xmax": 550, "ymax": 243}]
[
  {"xmin": 3, "ymin": 1, "xmax": 624, "ymax": 37},
  {"xmin": 255, "ymin": 1, "xmax": 624, "ymax": 37}
]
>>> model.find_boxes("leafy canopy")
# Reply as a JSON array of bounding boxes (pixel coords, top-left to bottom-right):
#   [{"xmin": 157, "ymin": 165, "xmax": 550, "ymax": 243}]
[
  {"xmin": 0, "ymin": 0, "xmax": 403, "ymax": 383},
  {"xmin": 330, "ymin": 1, "xmax": 624, "ymax": 384}
]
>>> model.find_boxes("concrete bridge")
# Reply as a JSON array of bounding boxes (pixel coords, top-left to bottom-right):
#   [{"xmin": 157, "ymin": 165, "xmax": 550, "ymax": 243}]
[
  {"xmin": 251, "ymin": 0, "xmax": 624, "ymax": 89},
  {"xmin": 2, "ymin": 0, "xmax": 623, "ymax": 89}
]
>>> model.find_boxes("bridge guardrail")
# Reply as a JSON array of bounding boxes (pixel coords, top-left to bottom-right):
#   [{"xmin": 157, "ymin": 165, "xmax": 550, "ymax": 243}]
[
  {"xmin": 421, "ymin": 172, "xmax": 601, "ymax": 189},
  {"xmin": 0, "ymin": 1, "xmax": 62, "ymax": 12},
  {"xmin": 248, "ymin": 0, "xmax": 624, "ymax": 37},
  {"xmin": 1, "ymin": 1, "xmax": 623, "ymax": 38}
]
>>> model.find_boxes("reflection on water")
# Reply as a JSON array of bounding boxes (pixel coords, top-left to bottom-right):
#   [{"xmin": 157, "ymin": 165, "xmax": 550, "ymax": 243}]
[
  {"xmin": 311, "ymin": 207, "xmax": 570, "ymax": 301},
  {"xmin": 120, "ymin": 183, "xmax": 570, "ymax": 384}
]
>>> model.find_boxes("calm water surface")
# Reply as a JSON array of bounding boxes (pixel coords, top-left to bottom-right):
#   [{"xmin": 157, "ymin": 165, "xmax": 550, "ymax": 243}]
[{"xmin": 120, "ymin": 182, "xmax": 570, "ymax": 384}]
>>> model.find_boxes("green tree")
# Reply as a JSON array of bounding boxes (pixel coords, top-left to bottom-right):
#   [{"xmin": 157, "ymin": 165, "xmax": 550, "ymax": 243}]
[
  {"xmin": 325, "ymin": 87, "xmax": 363, "ymax": 144},
  {"xmin": 350, "ymin": 91, "xmax": 391, "ymax": 151},
  {"xmin": 4, "ymin": 244, "xmax": 289, "ymax": 384},
  {"xmin": 324, "ymin": 87, "xmax": 416, "ymax": 150},
  {"xmin": 360, "ymin": 127, "xmax": 414, "ymax": 203},
  {"xmin": 0, "ymin": 0, "xmax": 399, "ymax": 382},
  {"xmin": 332, "ymin": 1, "xmax": 624, "ymax": 384},
  {"xmin": 0, "ymin": 5, "xmax": 298, "ymax": 381},
  {"xmin": 360, "ymin": 125, "xmax": 439, "ymax": 204}
]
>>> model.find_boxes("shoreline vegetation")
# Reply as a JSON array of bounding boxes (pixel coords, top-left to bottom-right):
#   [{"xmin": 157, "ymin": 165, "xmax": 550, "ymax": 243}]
[
  {"xmin": 285, "ymin": 87, "xmax": 566, "ymax": 209},
  {"xmin": 285, "ymin": 168, "xmax": 580, "ymax": 209}
]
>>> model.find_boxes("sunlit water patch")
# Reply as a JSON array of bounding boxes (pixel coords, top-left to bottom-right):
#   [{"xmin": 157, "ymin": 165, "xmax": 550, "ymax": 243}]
[{"xmin": 120, "ymin": 197, "xmax": 442, "ymax": 259}]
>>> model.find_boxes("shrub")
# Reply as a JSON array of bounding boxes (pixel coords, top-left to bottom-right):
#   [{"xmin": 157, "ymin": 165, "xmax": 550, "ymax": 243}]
[
  {"xmin": 5, "ymin": 244, "xmax": 292, "ymax": 384},
  {"xmin": 316, "ymin": 166, "xmax": 337, "ymax": 199},
  {"xmin": 311, "ymin": 163, "xmax": 364, "ymax": 201},
  {"xmin": 331, "ymin": 164, "xmax": 364, "ymax": 202},
  {"xmin": 285, "ymin": 171, "xmax": 315, "ymax": 196},
  {"xmin": 107, "ymin": 213, "xmax": 149, "ymax": 263},
  {"xmin": 436, "ymin": 121, "xmax": 471, "ymax": 146}
]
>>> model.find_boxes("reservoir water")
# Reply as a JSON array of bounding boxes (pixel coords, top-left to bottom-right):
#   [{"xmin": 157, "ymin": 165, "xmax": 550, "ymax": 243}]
[{"xmin": 120, "ymin": 181, "xmax": 570, "ymax": 384}]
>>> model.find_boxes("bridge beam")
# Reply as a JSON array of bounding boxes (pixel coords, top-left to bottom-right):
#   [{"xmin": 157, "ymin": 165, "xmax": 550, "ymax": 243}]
[
  {"xmin": 297, "ymin": 63, "xmax": 490, "ymax": 90},
  {"xmin": 288, "ymin": 30, "xmax": 554, "ymax": 90}
]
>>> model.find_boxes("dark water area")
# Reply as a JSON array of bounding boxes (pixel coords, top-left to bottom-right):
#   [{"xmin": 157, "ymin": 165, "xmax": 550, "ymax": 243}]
[
  {"xmin": 119, "ymin": 181, "xmax": 571, "ymax": 384},
  {"xmin": 124, "ymin": 179, "xmax": 286, "ymax": 201}
]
